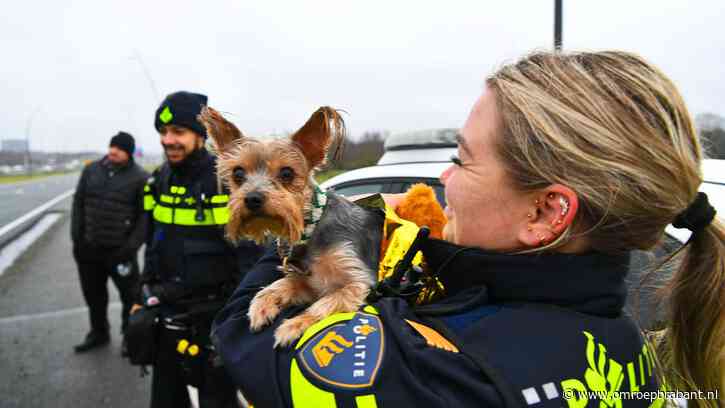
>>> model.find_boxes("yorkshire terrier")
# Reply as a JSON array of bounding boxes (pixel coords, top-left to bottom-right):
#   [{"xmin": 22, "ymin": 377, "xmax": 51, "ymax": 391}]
[{"xmin": 199, "ymin": 106, "xmax": 384, "ymax": 347}]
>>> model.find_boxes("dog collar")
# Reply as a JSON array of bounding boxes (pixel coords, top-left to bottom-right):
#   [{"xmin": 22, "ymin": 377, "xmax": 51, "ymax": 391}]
[
  {"xmin": 276, "ymin": 182, "xmax": 328, "ymax": 275},
  {"xmin": 301, "ymin": 182, "xmax": 327, "ymax": 244}
]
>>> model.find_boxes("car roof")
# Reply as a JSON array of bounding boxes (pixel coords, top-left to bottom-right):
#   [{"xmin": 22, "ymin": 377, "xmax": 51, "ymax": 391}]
[
  {"xmin": 378, "ymin": 147, "xmax": 456, "ymax": 165},
  {"xmin": 383, "ymin": 128, "xmax": 458, "ymax": 151}
]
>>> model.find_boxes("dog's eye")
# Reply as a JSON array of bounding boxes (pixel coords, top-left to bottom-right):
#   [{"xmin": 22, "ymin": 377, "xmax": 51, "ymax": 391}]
[
  {"xmin": 232, "ymin": 167, "xmax": 246, "ymax": 184},
  {"xmin": 279, "ymin": 167, "xmax": 295, "ymax": 183}
]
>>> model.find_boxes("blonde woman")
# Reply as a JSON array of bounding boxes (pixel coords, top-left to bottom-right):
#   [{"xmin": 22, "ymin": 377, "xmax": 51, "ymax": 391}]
[{"xmin": 213, "ymin": 51, "xmax": 723, "ymax": 408}]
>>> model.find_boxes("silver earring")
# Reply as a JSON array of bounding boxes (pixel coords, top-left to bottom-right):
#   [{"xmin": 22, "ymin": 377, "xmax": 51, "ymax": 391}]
[{"xmin": 559, "ymin": 197, "xmax": 569, "ymax": 216}]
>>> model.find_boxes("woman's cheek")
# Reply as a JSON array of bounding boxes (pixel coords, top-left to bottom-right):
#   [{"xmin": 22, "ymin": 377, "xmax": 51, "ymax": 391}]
[{"xmin": 443, "ymin": 218, "xmax": 456, "ymax": 243}]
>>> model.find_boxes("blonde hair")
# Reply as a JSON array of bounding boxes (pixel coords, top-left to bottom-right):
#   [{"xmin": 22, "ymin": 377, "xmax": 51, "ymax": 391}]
[{"xmin": 487, "ymin": 51, "xmax": 724, "ymax": 405}]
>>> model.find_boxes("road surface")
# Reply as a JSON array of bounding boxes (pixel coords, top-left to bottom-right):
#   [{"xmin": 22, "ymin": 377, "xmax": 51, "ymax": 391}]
[{"xmin": 0, "ymin": 199, "xmax": 150, "ymax": 407}]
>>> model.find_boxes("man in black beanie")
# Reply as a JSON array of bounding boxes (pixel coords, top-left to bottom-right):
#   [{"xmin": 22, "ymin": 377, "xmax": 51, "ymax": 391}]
[
  {"xmin": 130, "ymin": 91, "xmax": 262, "ymax": 407},
  {"xmin": 71, "ymin": 131, "xmax": 149, "ymax": 354},
  {"xmin": 153, "ymin": 91, "xmax": 209, "ymax": 165}
]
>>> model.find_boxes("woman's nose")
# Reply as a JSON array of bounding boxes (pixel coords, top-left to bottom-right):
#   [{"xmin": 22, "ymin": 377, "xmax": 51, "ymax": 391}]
[{"xmin": 440, "ymin": 165, "xmax": 453, "ymax": 185}]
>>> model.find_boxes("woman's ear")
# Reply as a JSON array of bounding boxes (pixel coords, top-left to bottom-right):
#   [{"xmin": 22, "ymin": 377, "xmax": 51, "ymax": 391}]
[{"xmin": 518, "ymin": 184, "xmax": 579, "ymax": 248}]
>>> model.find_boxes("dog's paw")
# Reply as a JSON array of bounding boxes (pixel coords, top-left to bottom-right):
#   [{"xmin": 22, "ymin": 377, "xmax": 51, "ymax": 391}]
[
  {"xmin": 273, "ymin": 315, "xmax": 317, "ymax": 348},
  {"xmin": 247, "ymin": 289, "xmax": 282, "ymax": 332}
]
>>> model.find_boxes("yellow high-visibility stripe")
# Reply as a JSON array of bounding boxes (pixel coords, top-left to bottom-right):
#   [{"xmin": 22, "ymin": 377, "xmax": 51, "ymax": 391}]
[
  {"xmin": 159, "ymin": 194, "xmax": 181, "ymax": 204},
  {"xmin": 144, "ymin": 194, "xmax": 156, "ymax": 211},
  {"xmin": 290, "ymin": 359, "xmax": 336, "ymax": 408},
  {"xmin": 363, "ymin": 306, "xmax": 379, "ymax": 315},
  {"xmin": 211, "ymin": 194, "xmax": 229, "ymax": 204},
  {"xmin": 355, "ymin": 395, "xmax": 378, "ymax": 408},
  {"xmin": 212, "ymin": 207, "xmax": 230, "ymax": 224},
  {"xmin": 152, "ymin": 205, "xmax": 229, "ymax": 226},
  {"xmin": 170, "ymin": 186, "xmax": 187, "ymax": 194}
]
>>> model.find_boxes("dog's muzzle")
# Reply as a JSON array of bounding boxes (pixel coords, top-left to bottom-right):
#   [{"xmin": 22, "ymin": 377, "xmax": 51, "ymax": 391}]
[{"xmin": 244, "ymin": 192, "xmax": 266, "ymax": 212}]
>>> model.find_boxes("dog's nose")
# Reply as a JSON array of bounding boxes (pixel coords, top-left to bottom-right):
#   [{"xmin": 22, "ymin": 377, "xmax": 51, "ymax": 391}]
[{"xmin": 244, "ymin": 192, "xmax": 266, "ymax": 212}]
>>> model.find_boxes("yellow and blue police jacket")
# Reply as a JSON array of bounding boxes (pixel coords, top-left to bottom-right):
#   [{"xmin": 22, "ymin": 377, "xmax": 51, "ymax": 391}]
[{"xmin": 212, "ymin": 239, "xmax": 664, "ymax": 408}]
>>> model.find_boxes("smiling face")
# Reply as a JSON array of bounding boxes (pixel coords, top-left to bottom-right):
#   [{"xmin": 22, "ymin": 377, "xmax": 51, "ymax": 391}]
[
  {"xmin": 159, "ymin": 124, "xmax": 204, "ymax": 164},
  {"xmin": 440, "ymin": 87, "xmax": 534, "ymax": 251}
]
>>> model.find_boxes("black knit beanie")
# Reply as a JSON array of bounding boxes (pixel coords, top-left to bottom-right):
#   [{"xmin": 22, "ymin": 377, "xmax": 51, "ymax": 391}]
[
  {"xmin": 154, "ymin": 91, "xmax": 208, "ymax": 138},
  {"xmin": 109, "ymin": 131, "xmax": 135, "ymax": 157}
]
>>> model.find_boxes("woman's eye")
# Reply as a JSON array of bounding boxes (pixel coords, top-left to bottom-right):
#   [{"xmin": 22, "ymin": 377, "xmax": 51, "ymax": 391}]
[
  {"xmin": 279, "ymin": 167, "xmax": 295, "ymax": 183},
  {"xmin": 233, "ymin": 167, "xmax": 246, "ymax": 183},
  {"xmin": 450, "ymin": 155, "xmax": 463, "ymax": 166}
]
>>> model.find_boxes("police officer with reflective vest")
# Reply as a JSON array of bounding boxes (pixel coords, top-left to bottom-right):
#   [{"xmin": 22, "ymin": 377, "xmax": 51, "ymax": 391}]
[
  {"xmin": 137, "ymin": 91, "xmax": 262, "ymax": 408},
  {"xmin": 210, "ymin": 53, "xmax": 681, "ymax": 407}
]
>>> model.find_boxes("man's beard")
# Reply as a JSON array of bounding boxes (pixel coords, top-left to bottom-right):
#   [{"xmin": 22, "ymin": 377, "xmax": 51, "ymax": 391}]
[{"xmin": 163, "ymin": 143, "xmax": 192, "ymax": 166}]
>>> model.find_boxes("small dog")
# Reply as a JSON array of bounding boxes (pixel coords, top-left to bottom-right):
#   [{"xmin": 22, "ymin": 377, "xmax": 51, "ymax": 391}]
[{"xmin": 199, "ymin": 106, "xmax": 384, "ymax": 347}]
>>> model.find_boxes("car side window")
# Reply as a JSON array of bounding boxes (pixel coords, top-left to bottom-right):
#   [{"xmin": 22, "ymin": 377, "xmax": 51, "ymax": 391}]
[{"xmin": 332, "ymin": 183, "xmax": 385, "ymax": 197}]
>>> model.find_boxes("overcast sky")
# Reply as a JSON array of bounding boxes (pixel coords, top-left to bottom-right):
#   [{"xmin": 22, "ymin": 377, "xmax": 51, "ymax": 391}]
[{"xmin": 2, "ymin": 0, "xmax": 724, "ymax": 153}]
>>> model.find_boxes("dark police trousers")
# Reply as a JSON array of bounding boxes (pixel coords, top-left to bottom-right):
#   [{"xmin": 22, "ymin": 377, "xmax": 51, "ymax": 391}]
[
  {"xmin": 75, "ymin": 256, "xmax": 139, "ymax": 334},
  {"xmin": 151, "ymin": 322, "xmax": 238, "ymax": 408}
]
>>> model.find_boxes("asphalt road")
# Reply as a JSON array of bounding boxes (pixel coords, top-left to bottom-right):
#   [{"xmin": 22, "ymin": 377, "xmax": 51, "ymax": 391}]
[
  {"xmin": 0, "ymin": 199, "xmax": 151, "ymax": 407},
  {"xmin": 0, "ymin": 173, "xmax": 80, "ymax": 230}
]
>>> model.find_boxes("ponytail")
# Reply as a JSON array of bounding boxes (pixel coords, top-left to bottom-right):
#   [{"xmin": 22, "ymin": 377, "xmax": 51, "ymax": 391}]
[{"xmin": 663, "ymin": 218, "xmax": 725, "ymax": 407}]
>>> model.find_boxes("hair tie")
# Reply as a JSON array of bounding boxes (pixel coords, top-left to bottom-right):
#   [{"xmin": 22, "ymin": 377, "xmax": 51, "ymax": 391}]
[{"xmin": 673, "ymin": 192, "xmax": 716, "ymax": 233}]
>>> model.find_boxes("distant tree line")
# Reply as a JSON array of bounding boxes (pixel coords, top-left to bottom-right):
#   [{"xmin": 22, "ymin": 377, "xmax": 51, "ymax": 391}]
[
  {"xmin": 329, "ymin": 130, "xmax": 387, "ymax": 170},
  {"xmin": 698, "ymin": 113, "xmax": 725, "ymax": 159},
  {"xmin": 0, "ymin": 151, "xmax": 97, "ymax": 167}
]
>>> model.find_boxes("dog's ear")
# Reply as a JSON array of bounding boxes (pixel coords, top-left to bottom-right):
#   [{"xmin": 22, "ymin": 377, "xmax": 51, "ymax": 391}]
[
  {"xmin": 198, "ymin": 106, "xmax": 244, "ymax": 153},
  {"xmin": 291, "ymin": 107, "xmax": 345, "ymax": 169}
]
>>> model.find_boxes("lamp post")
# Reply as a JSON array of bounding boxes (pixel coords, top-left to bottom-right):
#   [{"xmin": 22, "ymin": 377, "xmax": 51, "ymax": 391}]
[
  {"xmin": 25, "ymin": 106, "xmax": 41, "ymax": 176},
  {"xmin": 554, "ymin": 0, "xmax": 563, "ymax": 51},
  {"xmin": 130, "ymin": 49, "xmax": 160, "ymax": 103}
]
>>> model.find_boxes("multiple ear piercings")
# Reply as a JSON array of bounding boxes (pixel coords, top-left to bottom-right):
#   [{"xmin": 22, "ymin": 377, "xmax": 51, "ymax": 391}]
[{"xmin": 527, "ymin": 193, "xmax": 570, "ymax": 246}]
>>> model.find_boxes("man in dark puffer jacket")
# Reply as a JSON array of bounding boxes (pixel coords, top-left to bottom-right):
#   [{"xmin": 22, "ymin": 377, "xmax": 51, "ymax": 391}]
[{"xmin": 71, "ymin": 131, "xmax": 149, "ymax": 353}]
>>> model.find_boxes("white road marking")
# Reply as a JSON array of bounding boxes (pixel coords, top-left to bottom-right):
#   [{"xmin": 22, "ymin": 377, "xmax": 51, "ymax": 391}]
[{"xmin": 0, "ymin": 302, "xmax": 121, "ymax": 325}]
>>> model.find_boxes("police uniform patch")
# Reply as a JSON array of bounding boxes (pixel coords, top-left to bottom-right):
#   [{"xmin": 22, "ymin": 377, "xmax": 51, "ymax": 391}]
[{"xmin": 295, "ymin": 311, "xmax": 384, "ymax": 390}]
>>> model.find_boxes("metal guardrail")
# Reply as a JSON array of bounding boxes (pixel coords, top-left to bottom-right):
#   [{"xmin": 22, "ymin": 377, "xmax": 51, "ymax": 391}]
[{"xmin": 0, "ymin": 189, "xmax": 74, "ymax": 249}]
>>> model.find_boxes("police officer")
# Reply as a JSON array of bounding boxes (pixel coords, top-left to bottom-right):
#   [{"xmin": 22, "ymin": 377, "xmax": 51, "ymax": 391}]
[
  {"xmin": 206, "ymin": 51, "xmax": 718, "ymax": 407},
  {"xmin": 138, "ymin": 91, "xmax": 262, "ymax": 408},
  {"xmin": 72, "ymin": 131, "xmax": 147, "ymax": 354}
]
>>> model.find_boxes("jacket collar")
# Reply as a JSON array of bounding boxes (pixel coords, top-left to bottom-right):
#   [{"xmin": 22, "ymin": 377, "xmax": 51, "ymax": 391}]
[{"xmin": 418, "ymin": 238, "xmax": 630, "ymax": 317}]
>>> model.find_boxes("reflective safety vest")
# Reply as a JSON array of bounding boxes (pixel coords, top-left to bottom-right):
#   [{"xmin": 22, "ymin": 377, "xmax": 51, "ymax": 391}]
[
  {"xmin": 144, "ymin": 178, "xmax": 230, "ymax": 226},
  {"xmin": 142, "ymin": 157, "xmax": 240, "ymax": 292}
]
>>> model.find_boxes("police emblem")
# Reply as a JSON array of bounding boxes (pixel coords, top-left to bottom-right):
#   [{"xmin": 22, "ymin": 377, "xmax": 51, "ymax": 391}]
[{"xmin": 295, "ymin": 311, "xmax": 384, "ymax": 390}]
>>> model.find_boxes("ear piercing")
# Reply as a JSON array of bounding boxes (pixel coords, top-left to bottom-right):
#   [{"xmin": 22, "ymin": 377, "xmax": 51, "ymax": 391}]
[
  {"xmin": 559, "ymin": 197, "xmax": 569, "ymax": 216},
  {"xmin": 531, "ymin": 195, "xmax": 570, "ymax": 235}
]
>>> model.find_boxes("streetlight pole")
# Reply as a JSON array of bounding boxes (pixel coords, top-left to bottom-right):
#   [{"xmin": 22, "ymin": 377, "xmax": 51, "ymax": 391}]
[
  {"xmin": 131, "ymin": 49, "xmax": 160, "ymax": 103},
  {"xmin": 554, "ymin": 0, "xmax": 563, "ymax": 51},
  {"xmin": 25, "ymin": 106, "xmax": 41, "ymax": 176}
]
